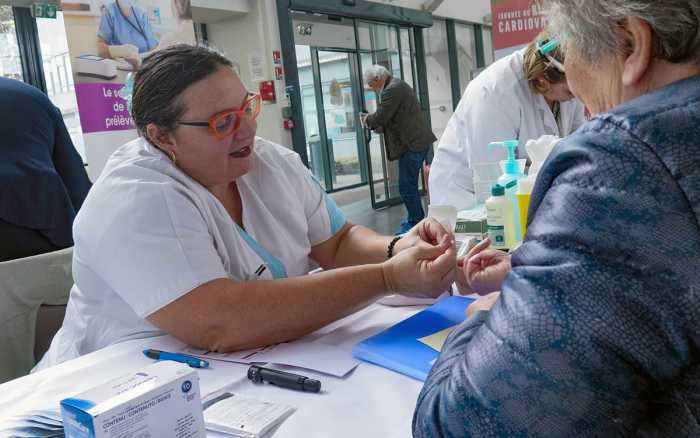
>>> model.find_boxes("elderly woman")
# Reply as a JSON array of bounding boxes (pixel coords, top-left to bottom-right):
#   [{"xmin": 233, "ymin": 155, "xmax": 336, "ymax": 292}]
[
  {"xmin": 429, "ymin": 31, "xmax": 586, "ymax": 209},
  {"xmin": 37, "ymin": 45, "xmax": 455, "ymax": 368},
  {"xmin": 415, "ymin": 0, "xmax": 700, "ymax": 436}
]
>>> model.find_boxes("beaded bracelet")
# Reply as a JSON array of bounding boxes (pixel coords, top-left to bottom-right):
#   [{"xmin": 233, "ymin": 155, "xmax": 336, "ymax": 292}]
[{"xmin": 387, "ymin": 236, "xmax": 402, "ymax": 259}]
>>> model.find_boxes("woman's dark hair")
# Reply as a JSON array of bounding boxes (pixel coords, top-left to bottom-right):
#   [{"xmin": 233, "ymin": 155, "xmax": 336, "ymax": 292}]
[{"xmin": 131, "ymin": 44, "xmax": 232, "ymax": 142}]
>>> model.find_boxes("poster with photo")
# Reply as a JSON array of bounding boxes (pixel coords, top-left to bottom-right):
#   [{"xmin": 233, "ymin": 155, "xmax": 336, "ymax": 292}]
[
  {"xmin": 61, "ymin": 0, "xmax": 195, "ymax": 178},
  {"xmin": 491, "ymin": 0, "xmax": 547, "ymax": 59}
]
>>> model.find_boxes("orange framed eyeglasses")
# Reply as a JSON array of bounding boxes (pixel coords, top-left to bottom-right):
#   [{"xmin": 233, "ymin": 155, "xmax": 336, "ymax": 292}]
[{"xmin": 176, "ymin": 93, "xmax": 262, "ymax": 140}]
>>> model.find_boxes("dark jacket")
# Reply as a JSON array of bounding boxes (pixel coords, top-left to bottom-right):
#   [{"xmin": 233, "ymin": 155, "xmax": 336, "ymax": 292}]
[
  {"xmin": 0, "ymin": 77, "xmax": 91, "ymax": 247},
  {"xmin": 414, "ymin": 74, "xmax": 700, "ymax": 437},
  {"xmin": 365, "ymin": 76, "xmax": 436, "ymax": 161}
]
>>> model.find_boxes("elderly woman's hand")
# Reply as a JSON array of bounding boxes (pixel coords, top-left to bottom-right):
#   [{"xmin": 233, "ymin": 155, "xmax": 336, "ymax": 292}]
[
  {"xmin": 393, "ymin": 218, "xmax": 453, "ymax": 254},
  {"xmin": 456, "ymin": 238, "xmax": 512, "ymax": 295},
  {"xmin": 382, "ymin": 234, "xmax": 456, "ymax": 298}
]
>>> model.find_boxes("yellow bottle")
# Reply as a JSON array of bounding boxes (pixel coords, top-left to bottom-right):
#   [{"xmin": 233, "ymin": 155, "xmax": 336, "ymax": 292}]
[{"xmin": 516, "ymin": 177, "xmax": 534, "ymax": 239}]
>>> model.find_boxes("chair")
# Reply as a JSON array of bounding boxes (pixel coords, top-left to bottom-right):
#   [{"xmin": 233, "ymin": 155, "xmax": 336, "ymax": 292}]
[{"xmin": 0, "ymin": 247, "xmax": 73, "ymax": 383}]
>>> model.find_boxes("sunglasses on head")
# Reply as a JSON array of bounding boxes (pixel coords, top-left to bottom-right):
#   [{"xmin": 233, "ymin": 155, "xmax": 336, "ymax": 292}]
[
  {"xmin": 176, "ymin": 93, "xmax": 262, "ymax": 140},
  {"xmin": 537, "ymin": 38, "xmax": 566, "ymax": 74}
]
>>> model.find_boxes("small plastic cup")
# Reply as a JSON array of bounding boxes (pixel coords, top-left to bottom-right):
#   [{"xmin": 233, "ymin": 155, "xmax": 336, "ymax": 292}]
[
  {"xmin": 474, "ymin": 181, "xmax": 496, "ymax": 204},
  {"xmin": 428, "ymin": 204, "xmax": 458, "ymax": 233}
]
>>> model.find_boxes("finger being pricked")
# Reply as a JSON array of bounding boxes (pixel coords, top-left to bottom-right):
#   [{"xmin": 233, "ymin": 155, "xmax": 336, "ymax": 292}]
[
  {"xmin": 467, "ymin": 247, "xmax": 504, "ymax": 269},
  {"xmin": 466, "ymin": 237, "xmax": 491, "ymax": 260}
]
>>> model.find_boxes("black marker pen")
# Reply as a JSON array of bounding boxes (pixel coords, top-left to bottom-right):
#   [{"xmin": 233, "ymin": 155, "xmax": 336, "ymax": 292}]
[{"xmin": 248, "ymin": 365, "xmax": 321, "ymax": 393}]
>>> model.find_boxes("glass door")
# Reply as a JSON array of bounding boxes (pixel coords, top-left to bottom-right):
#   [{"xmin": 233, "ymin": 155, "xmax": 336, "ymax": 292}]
[
  {"xmin": 317, "ymin": 49, "xmax": 366, "ymax": 190},
  {"xmin": 295, "ymin": 43, "xmax": 368, "ymax": 192},
  {"xmin": 292, "ymin": 11, "xmax": 368, "ymax": 192}
]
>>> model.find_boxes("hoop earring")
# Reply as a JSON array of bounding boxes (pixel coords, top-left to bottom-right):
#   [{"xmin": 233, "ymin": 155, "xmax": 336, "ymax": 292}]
[{"xmin": 168, "ymin": 150, "xmax": 177, "ymax": 165}]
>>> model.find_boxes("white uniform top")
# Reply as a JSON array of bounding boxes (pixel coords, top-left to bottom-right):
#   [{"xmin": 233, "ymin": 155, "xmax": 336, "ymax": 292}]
[
  {"xmin": 429, "ymin": 48, "xmax": 586, "ymax": 209},
  {"xmin": 37, "ymin": 137, "xmax": 346, "ymax": 369}
]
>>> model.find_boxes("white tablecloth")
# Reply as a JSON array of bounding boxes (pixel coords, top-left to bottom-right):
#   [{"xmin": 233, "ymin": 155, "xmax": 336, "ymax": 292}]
[{"xmin": 0, "ymin": 303, "xmax": 426, "ymax": 438}]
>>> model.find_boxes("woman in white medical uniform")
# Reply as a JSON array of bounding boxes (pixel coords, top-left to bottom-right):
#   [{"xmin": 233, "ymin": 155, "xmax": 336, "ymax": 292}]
[
  {"xmin": 38, "ymin": 45, "xmax": 456, "ymax": 368},
  {"xmin": 429, "ymin": 31, "xmax": 587, "ymax": 209}
]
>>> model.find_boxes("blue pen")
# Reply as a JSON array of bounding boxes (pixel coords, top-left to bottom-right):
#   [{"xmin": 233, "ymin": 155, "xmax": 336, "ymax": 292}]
[{"xmin": 143, "ymin": 349, "xmax": 210, "ymax": 369}]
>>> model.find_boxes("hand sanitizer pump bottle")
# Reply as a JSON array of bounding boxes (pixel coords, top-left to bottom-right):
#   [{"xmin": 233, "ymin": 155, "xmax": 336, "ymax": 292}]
[{"xmin": 488, "ymin": 140, "xmax": 526, "ymax": 242}]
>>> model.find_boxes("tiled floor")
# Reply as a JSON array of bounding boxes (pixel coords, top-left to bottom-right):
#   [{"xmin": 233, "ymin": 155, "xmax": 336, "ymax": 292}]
[{"xmin": 331, "ymin": 185, "xmax": 426, "ymax": 236}]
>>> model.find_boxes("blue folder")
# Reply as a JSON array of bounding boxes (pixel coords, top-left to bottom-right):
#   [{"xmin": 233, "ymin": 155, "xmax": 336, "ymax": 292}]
[{"xmin": 352, "ymin": 296, "xmax": 475, "ymax": 381}]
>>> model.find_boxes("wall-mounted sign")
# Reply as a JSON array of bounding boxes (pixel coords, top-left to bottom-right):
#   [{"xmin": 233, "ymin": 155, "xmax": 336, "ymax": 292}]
[
  {"xmin": 491, "ymin": 0, "xmax": 547, "ymax": 59},
  {"xmin": 59, "ymin": 0, "xmax": 196, "ymax": 179},
  {"xmin": 259, "ymin": 80, "xmax": 276, "ymax": 102},
  {"xmin": 248, "ymin": 50, "xmax": 265, "ymax": 82},
  {"xmin": 32, "ymin": 2, "xmax": 58, "ymax": 19}
]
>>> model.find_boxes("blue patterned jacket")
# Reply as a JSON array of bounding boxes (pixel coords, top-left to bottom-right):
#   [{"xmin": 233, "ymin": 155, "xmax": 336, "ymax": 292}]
[{"xmin": 413, "ymin": 75, "xmax": 700, "ymax": 437}]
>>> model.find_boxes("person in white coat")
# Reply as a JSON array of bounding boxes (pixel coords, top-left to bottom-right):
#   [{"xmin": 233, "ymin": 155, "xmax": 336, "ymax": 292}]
[
  {"xmin": 429, "ymin": 32, "xmax": 586, "ymax": 209},
  {"xmin": 37, "ymin": 45, "xmax": 456, "ymax": 369}
]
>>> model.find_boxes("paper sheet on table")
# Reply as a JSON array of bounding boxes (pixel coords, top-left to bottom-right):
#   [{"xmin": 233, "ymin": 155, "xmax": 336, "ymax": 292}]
[
  {"xmin": 417, "ymin": 326, "xmax": 456, "ymax": 352},
  {"xmin": 204, "ymin": 392, "xmax": 295, "ymax": 438},
  {"xmin": 181, "ymin": 340, "xmax": 358, "ymax": 377},
  {"xmin": 378, "ymin": 291, "xmax": 450, "ymax": 307}
]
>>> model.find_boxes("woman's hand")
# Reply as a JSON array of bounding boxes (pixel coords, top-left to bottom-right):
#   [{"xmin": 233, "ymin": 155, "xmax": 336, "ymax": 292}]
[
  {"xmin": 382, "ymin": 234, "xmax": 456, "ymax": 298},
  {"xmin": 466, "ymin": 292, "xmax": 501, "ymax": 317},
  {"xmin": 456, "ymin": 238, "xmax": 512, "ymax": 295},
  {"xmin": 393, "ymin": 218, "xmax": 452, "ymax": 254}
]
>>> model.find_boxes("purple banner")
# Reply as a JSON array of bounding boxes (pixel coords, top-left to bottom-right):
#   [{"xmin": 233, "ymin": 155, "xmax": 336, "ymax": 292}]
[{"xmin": 75, "ymin": 83, "xmax": 135, "ymax": 134}]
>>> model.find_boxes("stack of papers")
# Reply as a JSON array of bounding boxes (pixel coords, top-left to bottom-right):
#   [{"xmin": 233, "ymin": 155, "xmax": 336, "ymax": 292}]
[{"xmin": 0, "ymin": 409, "xmax": 64, "ymax": 437}]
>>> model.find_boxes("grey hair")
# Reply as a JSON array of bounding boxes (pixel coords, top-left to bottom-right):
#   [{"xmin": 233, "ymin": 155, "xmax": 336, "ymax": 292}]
[
  {"xmin": 363, "ymin": 64, "xmax": 391, "ymax": 84},
  {"xmin": 540, "ymin": 0, "xmax": 700, "ymax": 65}
]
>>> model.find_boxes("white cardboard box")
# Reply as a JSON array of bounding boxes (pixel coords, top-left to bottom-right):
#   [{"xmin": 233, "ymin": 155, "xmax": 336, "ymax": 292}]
[{"xmin": 61, "ymin": 361, "xmax": 205, "ymax": 438}]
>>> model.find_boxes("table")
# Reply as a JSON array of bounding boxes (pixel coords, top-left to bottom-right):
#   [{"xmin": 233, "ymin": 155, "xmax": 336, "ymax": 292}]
[{"xmin": 0, "ymin": 304, "xmax": 426, "ymax": 438}]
